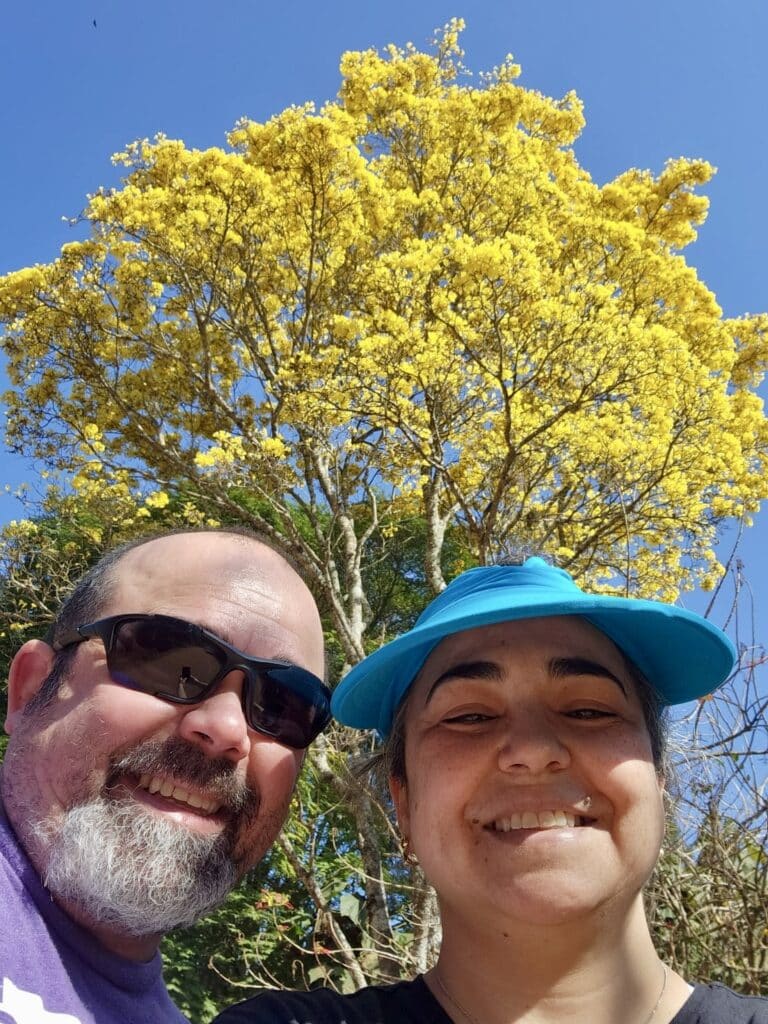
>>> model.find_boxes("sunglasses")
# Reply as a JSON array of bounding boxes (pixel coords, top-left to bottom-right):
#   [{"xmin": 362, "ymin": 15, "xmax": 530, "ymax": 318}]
[{"xmin": 55, "ymin": 613, "xmax": 331, "ymax": 749}]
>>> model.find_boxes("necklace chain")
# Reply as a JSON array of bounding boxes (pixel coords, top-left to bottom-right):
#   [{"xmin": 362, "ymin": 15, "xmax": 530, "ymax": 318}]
[
  {"xmin": 433, "ymin": 970, "xmax": 481, "ymax": 1024},
  {"xmin": 643, "ymin": 965, "xmax": 669, "ymax": 1024},
  {"xmin": 433, "ymin": 963, "xmax": 669, "ymax": 1024}
]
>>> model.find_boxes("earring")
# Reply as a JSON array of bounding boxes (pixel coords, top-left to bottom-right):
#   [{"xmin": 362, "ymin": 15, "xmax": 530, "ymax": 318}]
[{"xmin": 401, "ymin": 835, "xmax": 418, "ymax": 866}]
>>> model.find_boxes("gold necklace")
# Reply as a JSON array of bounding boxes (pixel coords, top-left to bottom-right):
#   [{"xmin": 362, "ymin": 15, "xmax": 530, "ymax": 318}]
[
  {"xmin": 433, "ymin": 963, "xmax": 669, "ymax": 1024},
  {"xmin": 433, "ymin": 970, "xmax": 480, "ymax": 1024},
  {"xmin": 643, "ymin": 965, "xmax": 669, "ymax": 1024}
]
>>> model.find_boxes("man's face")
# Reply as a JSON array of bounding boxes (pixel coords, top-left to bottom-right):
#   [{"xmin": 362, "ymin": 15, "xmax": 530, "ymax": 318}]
[{"xmin": 2, "ymin": 533, "xmax": 325, "ymax": 945}]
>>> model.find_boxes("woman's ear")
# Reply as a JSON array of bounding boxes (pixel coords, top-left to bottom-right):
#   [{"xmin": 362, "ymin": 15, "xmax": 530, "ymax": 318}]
[{"xmin": 4, "ymin": 639, "xmax": 56, "ymax": 734}]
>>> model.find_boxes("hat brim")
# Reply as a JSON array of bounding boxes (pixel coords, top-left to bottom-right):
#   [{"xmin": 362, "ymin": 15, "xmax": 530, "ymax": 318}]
[{"xmin": 332, "ymin": 587, "xmax": 736, "ymax": 735}]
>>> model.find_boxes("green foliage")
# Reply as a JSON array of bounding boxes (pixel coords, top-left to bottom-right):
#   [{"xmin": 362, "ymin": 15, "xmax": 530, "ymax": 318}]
[
  {"xmin": 649, "ymin": 810, "xmax": 767, "ymax": 994},
  {"xmin": 160, "ymin": 747, "xmax": 407, "ymax": 1021}
]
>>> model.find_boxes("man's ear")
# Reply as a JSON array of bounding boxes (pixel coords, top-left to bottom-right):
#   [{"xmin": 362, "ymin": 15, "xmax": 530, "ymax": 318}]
[
  {"xmin": 5, "ymin": 639, "xmax": 56, "ymax": 734},
  {"xmin": 389, "ymin": 775, "xmax": 410, "ymax": 839}
]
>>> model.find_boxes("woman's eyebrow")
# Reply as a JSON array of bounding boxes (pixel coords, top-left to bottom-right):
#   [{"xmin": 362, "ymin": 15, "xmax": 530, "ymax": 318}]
[
  {"xmin": 425, "ymin": 660, "xmax": 503, "ymax": 703},
  {"xmin": 549, "ymin": 656, "xmax": 627, "ymax": 695}
]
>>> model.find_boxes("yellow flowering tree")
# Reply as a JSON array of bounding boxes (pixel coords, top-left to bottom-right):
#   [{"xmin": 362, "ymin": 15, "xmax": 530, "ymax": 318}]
[
  {"xmin": 2, "ymin": 23, "xmax": 767, "ymax": 644},
  {"xmin": 1, "ymin": 22, "xmax": 767, "ymax": 1009}
]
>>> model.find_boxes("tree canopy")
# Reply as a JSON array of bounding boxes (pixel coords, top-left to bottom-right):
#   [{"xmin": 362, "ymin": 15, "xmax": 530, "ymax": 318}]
[{"xmin": 1, "ymin": 21, "xmax": 766, "ymax": 650}]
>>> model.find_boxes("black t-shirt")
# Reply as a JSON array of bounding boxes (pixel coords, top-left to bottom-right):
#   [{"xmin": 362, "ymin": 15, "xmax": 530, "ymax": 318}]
[{"xmin": 214, "ymin": 976, "xmax": 768, "ymax": 1024}]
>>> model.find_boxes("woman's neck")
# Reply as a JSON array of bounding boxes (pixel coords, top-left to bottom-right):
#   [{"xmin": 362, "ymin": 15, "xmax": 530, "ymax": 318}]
[{"xmin": 429, "ymin": 901, "xmax": 689, "ymax": 1024}]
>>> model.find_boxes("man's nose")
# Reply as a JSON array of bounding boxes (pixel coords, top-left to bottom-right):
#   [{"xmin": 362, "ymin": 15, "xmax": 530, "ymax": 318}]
[
  {"xmin": 496, "ymin": 709, "xmax": 571, "ymax": 774},
  {"xmin": 176, "ymin": 670, "xmax": 251, "ymax": 762}
]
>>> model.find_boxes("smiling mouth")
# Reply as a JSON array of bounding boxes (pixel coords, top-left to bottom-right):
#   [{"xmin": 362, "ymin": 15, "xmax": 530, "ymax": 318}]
[
  {"xmin": 133, "ymin": 773, "xmax": 223, "ymax": 816},
  {"xmin": 487, "ymin": 810, "xmax": 594, "ymax": 831}
]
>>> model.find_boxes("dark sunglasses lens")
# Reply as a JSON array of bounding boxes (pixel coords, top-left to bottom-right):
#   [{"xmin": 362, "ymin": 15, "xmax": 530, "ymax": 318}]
[
  {"xmin": 247, "ymin": 668, "xmax": 330, "ymax": 748},
  {"xmin": 108, "ymin": 619, "xmax": 224, "ymax": 700}
]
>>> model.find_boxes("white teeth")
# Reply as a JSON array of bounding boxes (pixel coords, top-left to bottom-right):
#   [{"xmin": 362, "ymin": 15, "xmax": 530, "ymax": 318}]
[
  {"xmin": 491, "ymin": 810, "xmax": 583, "ymax": 831},
  {"xmin": 134, "ymin": 775, "xmax": 221, "ymax": 814}
]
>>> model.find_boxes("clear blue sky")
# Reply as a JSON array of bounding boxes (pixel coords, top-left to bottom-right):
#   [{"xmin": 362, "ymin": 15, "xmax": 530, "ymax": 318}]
[{"xmin": 0, "ymin": 0, "xmax": 765, "ymax": 635}]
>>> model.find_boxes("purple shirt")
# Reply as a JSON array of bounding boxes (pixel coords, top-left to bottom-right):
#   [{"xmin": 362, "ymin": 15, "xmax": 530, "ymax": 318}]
[{"xmin": 0, "ymin": 805, "xmax": 188, "ymax": 1024}]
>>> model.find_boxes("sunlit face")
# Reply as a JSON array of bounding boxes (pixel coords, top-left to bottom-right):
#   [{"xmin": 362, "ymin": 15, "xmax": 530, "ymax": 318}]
[
  {"xmin": 390, "ymin": 616, "xmax": 665, "ymax": 930},
  {"xmin": 2, "ymin": 533, "xmax": 325, "ymax": 934}
]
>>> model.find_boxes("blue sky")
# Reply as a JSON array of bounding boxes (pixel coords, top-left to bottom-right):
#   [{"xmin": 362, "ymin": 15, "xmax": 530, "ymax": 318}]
[{"xmin": 0, "ymin": 0, "xmax": 765, "ymax": 636}]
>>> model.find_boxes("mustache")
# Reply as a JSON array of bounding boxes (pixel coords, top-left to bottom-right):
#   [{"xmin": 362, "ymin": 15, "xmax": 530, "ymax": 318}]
[{"xmin": 106, "ymin": 736, "xmax": 259, "ymax": 818}]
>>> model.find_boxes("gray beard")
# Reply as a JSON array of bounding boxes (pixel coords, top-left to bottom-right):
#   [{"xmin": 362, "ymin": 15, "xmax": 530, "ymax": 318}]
[
  {"xmin": 38, "ymin": 795, "xmax": 238, "ymax": 936},
  {"xmin": 30, "ymin": 735, "xmax": 259, "ymax": 938}
]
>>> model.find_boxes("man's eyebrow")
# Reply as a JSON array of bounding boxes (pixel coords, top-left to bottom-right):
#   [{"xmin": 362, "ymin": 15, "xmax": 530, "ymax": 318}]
[
  {"xmin": 197, "ymin": 621, "xmax": 297, "ymax": 665},
  {"xmin": 425, "ymin": 660, "xmax": 503, "ymax": 704},
  {"xmin": 549, "ymin": 656, "xmax": 627, "ymax": 695},
  {"xmin": 198, "ymin": 621, "xmax": 262, "ymax": 654},
  {"xmin": 197, "ymin": 621, "xmax": 235, "ymax": 646}
]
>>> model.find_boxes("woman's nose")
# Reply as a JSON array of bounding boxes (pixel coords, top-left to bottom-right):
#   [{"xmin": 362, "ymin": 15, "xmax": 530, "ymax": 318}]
[{"xmin": 496, "ymin": 711, "xmax": 571, "ymax": 774}]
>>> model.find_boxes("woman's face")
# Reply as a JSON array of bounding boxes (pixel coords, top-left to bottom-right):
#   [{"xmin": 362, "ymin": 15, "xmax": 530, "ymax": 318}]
[{"xmin": 390, "ymin": 616, "xmax": 665, "ymax": 929}]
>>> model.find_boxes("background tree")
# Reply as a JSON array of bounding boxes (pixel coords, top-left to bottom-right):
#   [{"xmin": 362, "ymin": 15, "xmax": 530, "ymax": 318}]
[
  {"xmin": 2, "ymin": 22, "xmax": 767, "ymax": 620},
  {"xmin": 0, "ymin": 22, "xmax": 766, "ymax": 1018}
]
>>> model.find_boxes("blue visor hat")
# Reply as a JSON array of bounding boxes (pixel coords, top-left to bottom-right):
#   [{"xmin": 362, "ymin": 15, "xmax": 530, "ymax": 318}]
[{"xmin": 332, "ymin": 557, "xmax": 737, "ymax": 736}]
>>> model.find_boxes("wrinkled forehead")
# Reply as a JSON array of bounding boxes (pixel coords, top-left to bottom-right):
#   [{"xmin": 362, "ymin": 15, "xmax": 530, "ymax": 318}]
[
  {"xmin": 104, "ymin": 534, "xmax": 323, "ymax": 667},
  {"xmin": 112, "ymin": 533, "xmax": 292, "ymax": 597}
]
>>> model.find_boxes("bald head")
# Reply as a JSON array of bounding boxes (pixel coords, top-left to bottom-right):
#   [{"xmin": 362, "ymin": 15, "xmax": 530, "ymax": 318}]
[
  {"xmin": 109, "ymin": 532, "xmax": 325, "ymax": 676},
  {"xmin": 31, "ymin": 529, "xmax": 324, "ymax": 713}
]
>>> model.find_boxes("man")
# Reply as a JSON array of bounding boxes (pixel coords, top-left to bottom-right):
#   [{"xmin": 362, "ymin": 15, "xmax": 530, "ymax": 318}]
[{"xmin": 0, "ymin": 528, "xmax": 329, "ymax": 1024}]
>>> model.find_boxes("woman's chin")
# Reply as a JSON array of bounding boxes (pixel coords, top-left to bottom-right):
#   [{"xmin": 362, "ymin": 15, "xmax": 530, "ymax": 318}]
[{"xmin": 437, "ymin": 872, "xmax": 628, "ymax": 932}]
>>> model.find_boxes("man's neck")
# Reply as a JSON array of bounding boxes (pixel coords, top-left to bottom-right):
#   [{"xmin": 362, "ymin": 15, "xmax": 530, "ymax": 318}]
[{"xmin": 63, "ymin": 903, "xmax": 162, "ymax": 962}]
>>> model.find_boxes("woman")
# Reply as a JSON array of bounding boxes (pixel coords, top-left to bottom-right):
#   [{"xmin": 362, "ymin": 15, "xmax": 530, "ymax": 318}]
[{"xmin": 217, "ymin": 558, "xmax": 767, "ymax": 1023}]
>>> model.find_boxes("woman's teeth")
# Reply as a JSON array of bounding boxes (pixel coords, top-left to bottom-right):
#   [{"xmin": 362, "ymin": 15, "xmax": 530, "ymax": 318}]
[{"xmin": 490, "ymin": 810, "xmax": 579, "ymax": 831}]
